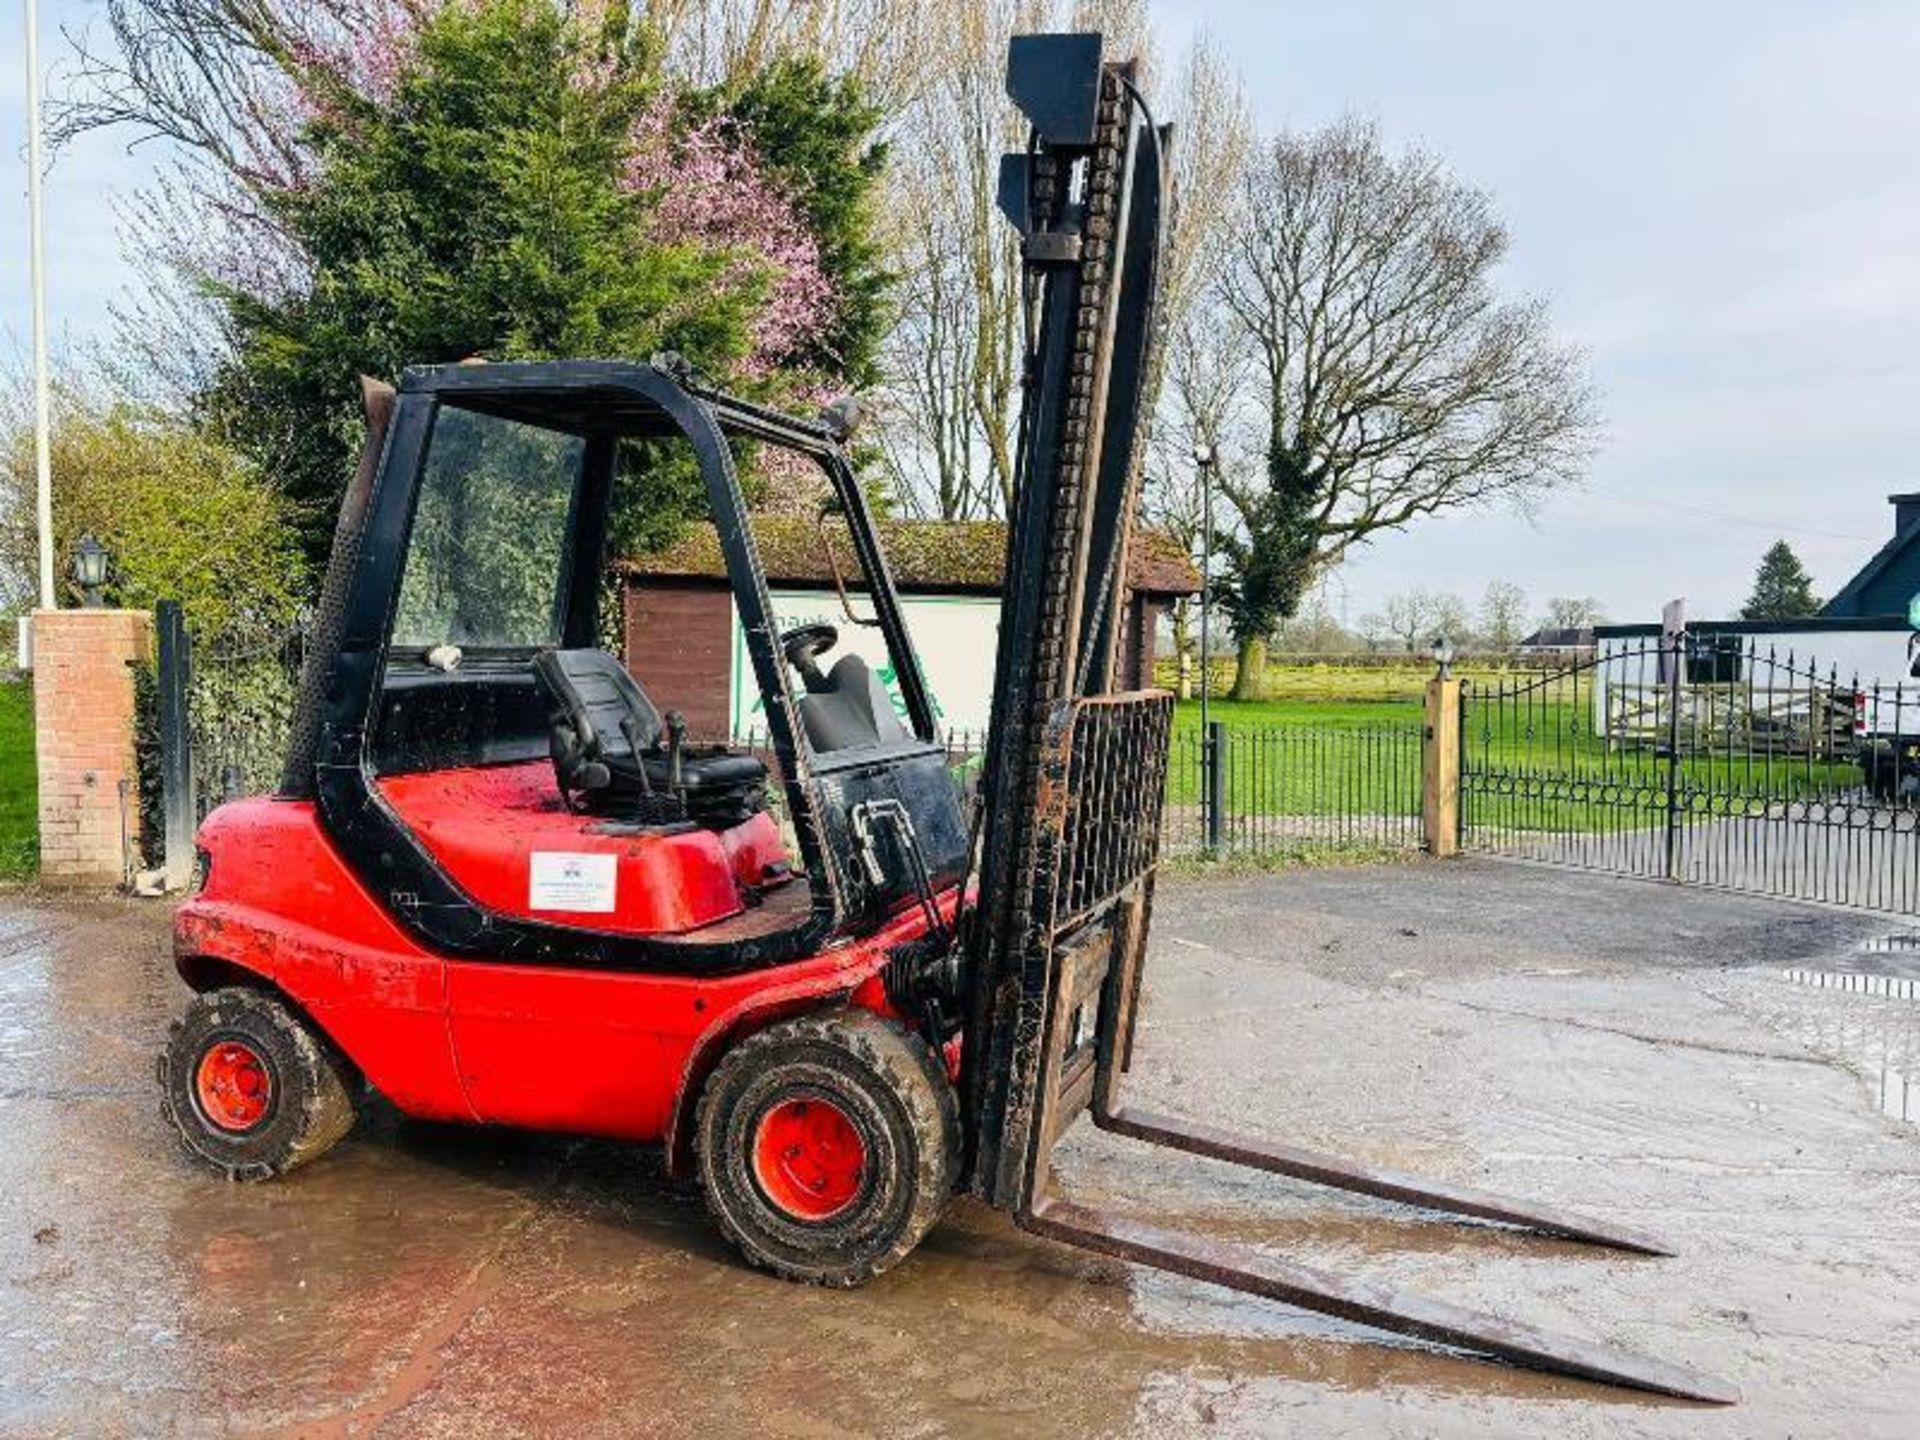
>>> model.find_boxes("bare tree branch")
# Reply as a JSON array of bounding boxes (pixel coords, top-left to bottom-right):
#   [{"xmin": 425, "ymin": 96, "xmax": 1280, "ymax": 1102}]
[
  {"xmin": 872, "ymin": 0, "xmax": 1154, "ymax": 518},
  {"xmin": 1200, "ymin": 115, "xmax": 1597, "ymax": 695}
]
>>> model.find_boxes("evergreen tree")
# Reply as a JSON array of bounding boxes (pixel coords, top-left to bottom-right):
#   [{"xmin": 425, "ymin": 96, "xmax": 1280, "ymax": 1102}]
[
  {"xmin": 1740, "ymin": 541, "xmax": 1822, "ymax": 620},
  {"xmin": 209, "ymin": 0, "xmax": 751, "ymax": 562}
]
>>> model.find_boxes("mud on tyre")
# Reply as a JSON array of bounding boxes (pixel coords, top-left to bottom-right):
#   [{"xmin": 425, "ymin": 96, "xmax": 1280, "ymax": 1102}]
[
  {"xmin": 159, "ymin": 986, "xmax": 358, "ymax": 1181},
  {"xmin": 696, "ymin": 1009, "xmax": 958, "ymax": 1287}
]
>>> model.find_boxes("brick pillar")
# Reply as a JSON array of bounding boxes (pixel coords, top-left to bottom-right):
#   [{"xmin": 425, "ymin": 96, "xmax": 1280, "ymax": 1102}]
[{"xmin": 32, "ymin": 609, "xmax": 153, "ymax": 887}]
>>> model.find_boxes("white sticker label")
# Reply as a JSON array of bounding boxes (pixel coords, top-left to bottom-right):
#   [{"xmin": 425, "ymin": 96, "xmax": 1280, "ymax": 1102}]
[{"xmin": 529, "ymin": 852, "xmax": 618, "ymax": 913}]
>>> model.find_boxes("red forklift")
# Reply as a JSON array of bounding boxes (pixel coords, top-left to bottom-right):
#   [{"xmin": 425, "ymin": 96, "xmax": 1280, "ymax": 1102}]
[{"xmin": 161, "ymin": 33, "xmax": 1732, "ymax": 1403}]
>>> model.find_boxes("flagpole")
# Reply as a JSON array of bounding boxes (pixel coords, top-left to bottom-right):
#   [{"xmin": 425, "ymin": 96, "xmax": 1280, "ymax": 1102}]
[{"xmin": 24, "ymin": 0, "xmax": 56, "ymax": 608}]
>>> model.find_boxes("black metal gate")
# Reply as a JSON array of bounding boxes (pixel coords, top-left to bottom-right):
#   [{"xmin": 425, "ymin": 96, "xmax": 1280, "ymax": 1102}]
[
  {"xmin": 1461, "ymin": 634, "xmax": 1919, "ymax": 912},
  {"xmin": 155, "ymin": 601, "xmax": 307, "ymax": 822},
  {"xmin": 189, "ymin": 617, "xmax": 306, "ymax": 818}
]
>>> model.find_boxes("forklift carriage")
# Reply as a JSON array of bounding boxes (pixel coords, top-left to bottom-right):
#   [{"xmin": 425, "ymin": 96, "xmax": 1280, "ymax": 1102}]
[{"xmin": 161, "ymin": 32, "xmax": 1732, "ymax": 1404}]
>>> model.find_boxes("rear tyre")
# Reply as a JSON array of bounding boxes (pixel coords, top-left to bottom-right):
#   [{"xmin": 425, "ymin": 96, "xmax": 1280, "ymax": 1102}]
[
  {"xmin": 158, "ymin": 986, "xmax": 357, "ymax": 1181},
  {"xmin": 696, "ymin": 1009, "xmax": 958, "ymax": 1287}
]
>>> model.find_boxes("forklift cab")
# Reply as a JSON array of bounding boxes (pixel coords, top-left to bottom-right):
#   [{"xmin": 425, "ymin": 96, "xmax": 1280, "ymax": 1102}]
[{"xmin": 297, "ymin": 358, "xmax": 968, "ymax": 973}]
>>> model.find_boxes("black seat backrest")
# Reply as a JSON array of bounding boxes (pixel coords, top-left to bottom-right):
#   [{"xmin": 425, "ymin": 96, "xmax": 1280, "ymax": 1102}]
[
  {"xmin": 798, "ymin": 654, "xmax": 911, "ymax": 753},
  {"xmin": 532, "ymin": 650, "xmax": 663, "ymax": 793}
]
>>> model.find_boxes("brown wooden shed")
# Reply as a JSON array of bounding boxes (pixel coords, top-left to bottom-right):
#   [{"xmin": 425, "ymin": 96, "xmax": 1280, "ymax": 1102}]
[{"xmin": 619, "ymin": 518, "xmax": 1199, "ymax": 738}]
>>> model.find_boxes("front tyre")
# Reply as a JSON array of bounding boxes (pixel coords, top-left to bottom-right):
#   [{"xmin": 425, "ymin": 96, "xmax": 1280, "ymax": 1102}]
[
  {"xmin": 697, "ymin": 1009, "xmax": 958, "ymax": 1287},
  {"xmin": 158, "ymin": 986, "xmax": 357, "ymax": 1181}
]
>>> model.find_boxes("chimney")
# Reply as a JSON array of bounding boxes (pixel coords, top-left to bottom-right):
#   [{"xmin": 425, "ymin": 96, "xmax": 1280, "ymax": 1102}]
[{"xmin": 1893, "ymin": 493, "xmax": 1920, "ymax": 536}]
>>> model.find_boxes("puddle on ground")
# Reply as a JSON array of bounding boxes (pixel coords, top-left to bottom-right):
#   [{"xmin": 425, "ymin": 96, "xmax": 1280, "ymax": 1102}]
[
  {"xmin": 1774, "ymin": 961, "xmax": 1919, "ymax": 1125},
  {"xmin": 1851, "ymin": 932, "xmax": 1920, "ymax": 975}
]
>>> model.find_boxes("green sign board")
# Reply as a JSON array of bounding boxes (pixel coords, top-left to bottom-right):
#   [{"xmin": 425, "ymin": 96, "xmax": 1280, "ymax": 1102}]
[{"xmin": 1909, "ymin": 594, "xmax": 1920, "ymax": 629}]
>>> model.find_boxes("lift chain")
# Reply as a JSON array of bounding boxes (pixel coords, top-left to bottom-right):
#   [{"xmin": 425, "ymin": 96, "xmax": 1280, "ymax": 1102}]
[{"xmin": 984, "ymin": 68, "xmax": 1134, "ymax": 1156}]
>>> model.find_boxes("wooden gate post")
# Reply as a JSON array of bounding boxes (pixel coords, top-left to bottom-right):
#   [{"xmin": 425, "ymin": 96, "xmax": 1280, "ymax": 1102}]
[{"xmin": 1423, "ymin": 675, "xmax": 1463, "ymax": 857}]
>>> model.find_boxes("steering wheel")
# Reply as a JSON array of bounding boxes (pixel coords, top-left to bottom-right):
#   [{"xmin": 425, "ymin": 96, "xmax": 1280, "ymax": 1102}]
[{"xmin": 781, "ymin": 623, "xmax": 839, "ymax": 682}]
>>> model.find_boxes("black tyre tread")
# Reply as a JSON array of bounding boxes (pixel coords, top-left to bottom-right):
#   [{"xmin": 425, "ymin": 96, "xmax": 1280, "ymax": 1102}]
[
  {"xmin": 696, "ymin": 1009, "xmax": 957, "ymax": 1287},
  {"xmin": 158, "ymin": 987, "xmax": 357, "ymax": 1182}
]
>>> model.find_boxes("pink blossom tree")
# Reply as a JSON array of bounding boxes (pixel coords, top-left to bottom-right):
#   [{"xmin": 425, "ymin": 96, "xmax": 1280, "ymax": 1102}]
[{"xmin": 623, "ymin": 96, "xmax": 838, "ymax": 377}]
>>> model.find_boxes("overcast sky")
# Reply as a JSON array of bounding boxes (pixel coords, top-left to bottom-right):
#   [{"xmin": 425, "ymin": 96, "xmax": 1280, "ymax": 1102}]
[{"xmin": 5, "ymin": 1, "xmax": 1918, "ymax": 628}]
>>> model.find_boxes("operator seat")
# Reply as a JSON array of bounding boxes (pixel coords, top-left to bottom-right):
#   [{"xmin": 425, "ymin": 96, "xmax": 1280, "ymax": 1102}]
[
  {"xmin": 800, "ymin": 655, "xmax": 911, "ymax": 752},
  {"xmin": 532, "ymin": 649, "xmax": 767, "ymax": 827},
  {"xmin": 783, "ymin": 625, "xmax": 912, "ymax": 753}
]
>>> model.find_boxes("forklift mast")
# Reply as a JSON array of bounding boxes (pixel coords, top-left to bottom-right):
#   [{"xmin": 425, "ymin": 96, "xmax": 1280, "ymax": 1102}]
[{"xmin": 961, "ymin": 34, "xmax": 1171, "ymax": 1207}]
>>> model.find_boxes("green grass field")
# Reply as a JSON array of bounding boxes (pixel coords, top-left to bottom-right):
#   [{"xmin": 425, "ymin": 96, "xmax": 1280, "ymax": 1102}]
[
  {"xmin": 0, "ymin": 682, "xmax": 36, "ymax": 879},
  {"xmin": 1168, "ymin": 693, "xmax": 1861, "ymax": 832},
  {"xmin": 1169, "ymin": 697, "xmax": 1423, "ymax": 817},
  {"xmin": 1171, "ymin": 696, "xmax": 1420, "ymax": 733},
  {"xmin": 1458, "ymin": 698, "xmax": 1859, "ymax": 832},
  {"xmin": 1162, "ymin": 657, "xmax": 1572, "ymax": 705}
]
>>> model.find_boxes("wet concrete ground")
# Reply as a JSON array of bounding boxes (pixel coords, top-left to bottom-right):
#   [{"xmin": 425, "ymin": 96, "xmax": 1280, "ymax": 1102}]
[{"xmin": 4, "ymin": 860, "xmax": 1919, "ymax": 1437}]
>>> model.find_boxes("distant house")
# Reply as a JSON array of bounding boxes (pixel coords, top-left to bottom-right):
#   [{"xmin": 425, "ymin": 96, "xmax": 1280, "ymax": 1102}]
[
  {"xmin": 1588, "ymin": 495, "xmax": 1920, "ymax": 704},
  {"xmin": 619, "ymin": 518, "xmax": 1200, "ymax": 736},
  {"xmin": 1823, "ymin": 493, "xmax": 1920, "ymax": 619},
  {"xmin": 1516, "ymin": 626, "xmax": 1594, "ymax": 656}
]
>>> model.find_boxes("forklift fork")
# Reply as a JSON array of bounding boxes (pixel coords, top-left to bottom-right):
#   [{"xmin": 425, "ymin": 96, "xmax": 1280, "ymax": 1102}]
[
  {"xmin": 1020, "ymin": 1197, "xmax": 1732, "ymax": 1403},
  {"xmin": 1089, "ymin": 1107, "xmax": 1671, "ymax": 1254}
]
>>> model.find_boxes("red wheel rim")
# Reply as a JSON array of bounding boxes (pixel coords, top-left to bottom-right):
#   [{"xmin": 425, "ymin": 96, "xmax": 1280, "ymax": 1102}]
[
  {"xmin": 752, "ymin": 1096, "xmax": 867, "ymax": 1221},
  {"xmin": 194, "ymin": 1040, "xmax": 273, "ymax": 1133}
]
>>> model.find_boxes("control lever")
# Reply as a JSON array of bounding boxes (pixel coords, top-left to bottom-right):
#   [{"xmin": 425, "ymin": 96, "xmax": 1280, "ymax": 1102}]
[
  {"xmin": 664, "ymin": 711, "xmax": 687, "ymax": 796},
  {"xmin": 620, "ymin": 713, "xmax": 687, "ymax": 828},
  {"xmin": 619, "ymin": 717, "xmax": 655, "ymax": 795}
]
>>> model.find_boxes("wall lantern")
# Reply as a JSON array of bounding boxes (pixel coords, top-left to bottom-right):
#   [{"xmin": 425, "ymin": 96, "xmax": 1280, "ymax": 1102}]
[{"xmin": 72, "ymin": 533, "xmax": 109, "ymax": 608}]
